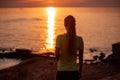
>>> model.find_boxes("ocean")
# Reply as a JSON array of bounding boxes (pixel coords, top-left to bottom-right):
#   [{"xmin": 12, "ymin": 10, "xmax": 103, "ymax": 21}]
[{"xmin": 0, "ymin": 7, "xmax": 120, "ymax": 59}]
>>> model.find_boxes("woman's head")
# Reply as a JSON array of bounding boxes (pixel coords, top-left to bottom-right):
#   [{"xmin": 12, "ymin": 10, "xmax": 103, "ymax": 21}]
[{"xmin": 64, "ymin": 15, "xmax": 76, "ymax": 32}]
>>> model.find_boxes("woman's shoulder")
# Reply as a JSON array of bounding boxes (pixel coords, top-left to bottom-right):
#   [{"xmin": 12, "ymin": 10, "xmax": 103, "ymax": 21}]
[
  {"xmin": 76, "ymin": 35, "xmax": 84, "ymax": 43},
  {"xmin": 57, "ymin": 34, "xmax": 66, "ymax": 38},
  {"xmin": 76, "ymin": 35, "xmax": 83, "ymax": 39}
]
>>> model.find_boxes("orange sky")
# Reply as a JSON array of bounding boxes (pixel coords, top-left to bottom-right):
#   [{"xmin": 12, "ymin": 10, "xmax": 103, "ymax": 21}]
[
  {"xmin": 18, "ymin": 0, "xmax": 87, "ymax": 4},
  {"xmin": 21, "ymin": 0, "xmax": 86, "ymax": 3},
  {"xmin": 0, "ymin": 0, "xmax": 120, "ymax": 7}
]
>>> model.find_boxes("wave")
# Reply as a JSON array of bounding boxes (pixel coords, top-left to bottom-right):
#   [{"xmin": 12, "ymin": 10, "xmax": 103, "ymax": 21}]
[
  {"xmin": 0, "ymin": 58, "xmax": 22, "ymax": 70},
  {"xmin": 0, "ymin": 18, "xmax": 42, "ymax": 23}
]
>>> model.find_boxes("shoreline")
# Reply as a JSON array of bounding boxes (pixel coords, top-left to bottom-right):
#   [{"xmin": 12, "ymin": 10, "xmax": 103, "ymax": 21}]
[
  {"xmin": 0, "ymin": 57, "xmax": 120, "ymax": 80},
  {"xmin": 0, "ymin": 45, "xmax": 120, "ymax": 80}
]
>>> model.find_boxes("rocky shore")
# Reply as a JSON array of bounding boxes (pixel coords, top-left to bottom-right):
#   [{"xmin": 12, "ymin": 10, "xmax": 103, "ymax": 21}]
[
  {"xmin": 0, "ymin": 47, "xmax": 120, "ymax": 80},
  {"xmin": 0, "ymin": 56, "xmax": 120, "ymax": 80}
]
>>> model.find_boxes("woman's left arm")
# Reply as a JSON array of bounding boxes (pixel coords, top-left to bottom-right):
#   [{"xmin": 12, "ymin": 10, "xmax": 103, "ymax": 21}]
[{"xmin": 55, "ymin": 47, "xmax": 60, "ymax": 61}]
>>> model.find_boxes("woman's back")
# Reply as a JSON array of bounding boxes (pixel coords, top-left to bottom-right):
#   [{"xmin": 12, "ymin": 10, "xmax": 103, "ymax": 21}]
[
  {"xmin": 56, "ymin": 33, "xmax": 83, "ymax": 71},
  {"xmin": 55, "ymin": 15, "xmax": 84, "ymax": 80}
]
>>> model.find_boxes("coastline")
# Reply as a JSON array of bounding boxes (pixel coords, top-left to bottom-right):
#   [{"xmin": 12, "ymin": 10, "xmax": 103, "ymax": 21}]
[
  {"xmin": 0, "ymin": 56, "xmax": 120, "ymax": 80},
  {"xmin": 0, "ymin": 44, "xmax": 120, "ymax": 80}
]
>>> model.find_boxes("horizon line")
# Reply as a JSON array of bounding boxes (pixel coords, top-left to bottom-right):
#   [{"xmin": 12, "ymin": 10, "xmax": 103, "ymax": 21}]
[{"xmin": 0, "ymin": 5, "xmax": 120, "ymax": 8}]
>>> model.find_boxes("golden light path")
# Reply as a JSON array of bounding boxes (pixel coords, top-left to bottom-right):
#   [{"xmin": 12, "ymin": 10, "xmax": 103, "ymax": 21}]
[{"xmin": 46, "ymin": 7, "xmax": 56, "ymax": 51}]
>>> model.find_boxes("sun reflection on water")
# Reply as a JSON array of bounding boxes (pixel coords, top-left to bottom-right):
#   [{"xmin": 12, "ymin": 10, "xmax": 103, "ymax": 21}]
[{"xmin": 46, "ymin": 7, "xmax": 56, "ymax": 51}]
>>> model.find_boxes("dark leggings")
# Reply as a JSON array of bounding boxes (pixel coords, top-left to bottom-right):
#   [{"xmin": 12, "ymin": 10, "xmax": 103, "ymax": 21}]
[{"xmin": 56, "ymin": 71, "xmax": 79, "ymax": 80}]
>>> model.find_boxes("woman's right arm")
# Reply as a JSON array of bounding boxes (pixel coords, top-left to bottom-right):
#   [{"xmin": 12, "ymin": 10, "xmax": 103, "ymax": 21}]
[{"xmin": 78, "ymin": 48, "xmax": 84, "ymax": 78}]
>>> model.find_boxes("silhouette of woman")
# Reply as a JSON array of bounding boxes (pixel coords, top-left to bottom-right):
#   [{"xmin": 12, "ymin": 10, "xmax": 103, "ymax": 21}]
[{"xmin": 55, "ymin": 15, "xmax": 84, "ymax": 80}]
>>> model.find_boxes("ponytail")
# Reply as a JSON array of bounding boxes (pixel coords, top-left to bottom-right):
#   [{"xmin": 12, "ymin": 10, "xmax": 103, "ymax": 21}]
[{"xmin": 64, "ymin": 15, "xmax": 76, "ymax": 55}]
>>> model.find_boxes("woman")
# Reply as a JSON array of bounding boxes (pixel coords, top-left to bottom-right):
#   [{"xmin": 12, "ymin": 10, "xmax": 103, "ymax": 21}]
[{"xmin": 55, "ymin": 15, "xmax": 84, "ymax": 80}]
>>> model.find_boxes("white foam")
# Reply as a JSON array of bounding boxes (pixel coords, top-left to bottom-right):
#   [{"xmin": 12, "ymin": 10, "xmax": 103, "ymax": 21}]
[{"xmin": 0, "ymin": 58, "xmax": 22, "ymax": 70}]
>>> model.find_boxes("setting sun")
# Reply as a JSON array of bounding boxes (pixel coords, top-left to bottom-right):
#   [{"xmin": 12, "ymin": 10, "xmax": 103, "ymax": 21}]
[
  {"xmin": 47, "ymin": 7, "xmax": 56, "ymax": 27},
  {"xmin": 46, "ymin": 7, "xmax": 56, "ymax": 51}
]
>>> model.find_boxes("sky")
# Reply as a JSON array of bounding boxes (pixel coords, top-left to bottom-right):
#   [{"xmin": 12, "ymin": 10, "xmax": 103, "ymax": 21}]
[{"xmin": 0, "ymin": 0, "xmax": 120, "ymax": 7}]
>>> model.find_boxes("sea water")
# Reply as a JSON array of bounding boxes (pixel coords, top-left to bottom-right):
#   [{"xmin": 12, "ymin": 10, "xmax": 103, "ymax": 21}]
[
  {"xmin": 0, "ymin": 58, "xmax": 22, "ymax": 70},
  {"xmin": 0, "ymin": 7, "xmax": 120, "ymax": 59}
]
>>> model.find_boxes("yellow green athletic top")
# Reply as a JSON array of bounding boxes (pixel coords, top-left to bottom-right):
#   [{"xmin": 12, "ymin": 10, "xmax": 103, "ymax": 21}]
[{"xmin": 56, "ymin": 34, "xmax": 84, "ymax": 71}]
